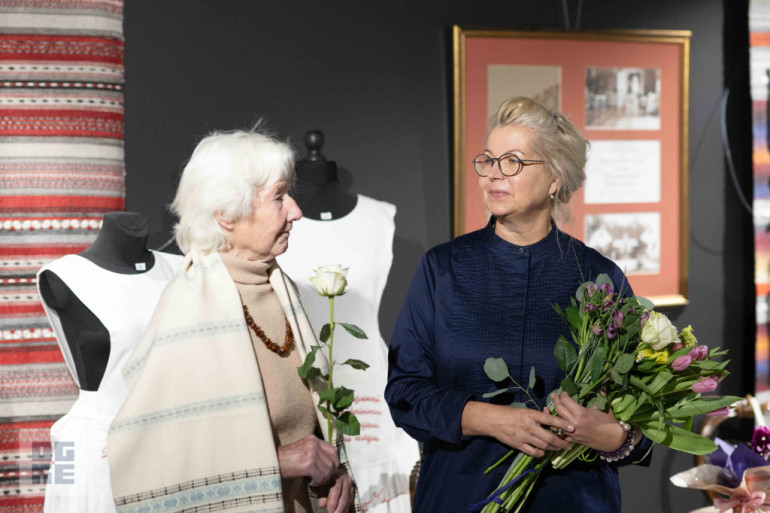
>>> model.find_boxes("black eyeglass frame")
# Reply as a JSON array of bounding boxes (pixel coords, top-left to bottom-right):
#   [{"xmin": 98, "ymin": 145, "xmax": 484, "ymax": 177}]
[{"xmin": 471, "ymin": 153, "xmax": 546, "ymax": 177}]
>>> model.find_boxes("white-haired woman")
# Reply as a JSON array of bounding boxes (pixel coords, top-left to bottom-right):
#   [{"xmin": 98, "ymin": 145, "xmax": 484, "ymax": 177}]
[
  {"xmin": 385, "ymin": 97, "xmax": 650, "ymax": 512},
  {"xmin": 108, "ymin": 128, "xmax": 357, "ymax": 513}
]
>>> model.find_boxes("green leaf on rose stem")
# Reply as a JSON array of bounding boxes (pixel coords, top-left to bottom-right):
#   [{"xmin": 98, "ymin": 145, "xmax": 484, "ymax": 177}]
[
  {"xmin": 591, "ymin": 347, "xmax": 606, "ymax": 384},
  {"xmin": 318, "ymin": 388, "xmax": 336, "ymax": 403},
  {"xmin": 613, "ymin": 353, "xmax": 636, "ymax": 374},
  {"xmin": 482, "ymin": 387, "xmax": 515, "ymax": 399},
  {"xmin": 320, "ymin": 323, "xmax": 331, "ymax": 343},
  {"xmin": 332, "ymin": 386, "xmax": 355, "ymax": 411},
  {"xmin": 665, "ymin": 396, "xmax": 741, "ymax": 418},
  {"xmin": 637, "ymin": 419, "xmax": 718, "ymax": 455},
  {"xmin": 636, "ymin": 296, "xmax": 655, "ymax": 311},
  {"xmin": 528, "ymin": 366, "xmax": 536, "ymax": 390},
  {"xmin": 510, "ymin": 402, "xmax": 528, "ymax": 409},
  {"xmin": 339, "ymin": 323, "xmax": 368, "ymax": 339},
  {"xmin": 554, "ymin": 337, "xmax": 578, "ymax": 373},
  {"xmin": 560, "ymin": 377, "xmax": 579, "ymax": 397},
  {"xmin": 484, "ymin": 357, "xmax": 511, "ymax": 382},
  {"xmin": 297, "ymin": 346, "xmax": 320, "ymax": 379},
  {"xmin": 341, "ymin": 359, "xmax": 370, "ymax": 370},
  {"xmin": 335, "ymin": 411, "xmax": 361, "ymax": 436},
  {"xmin": 318, "ymin": 405, "xmax": 331, "ymax": 419},
  {"xmin": 595, "ymin": 395, "xmax": 607, "ymax": 410}
]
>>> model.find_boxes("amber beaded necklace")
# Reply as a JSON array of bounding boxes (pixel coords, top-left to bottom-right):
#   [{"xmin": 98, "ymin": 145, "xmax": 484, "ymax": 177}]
[{"xmin": 242, "ymin": 304, "xmax": 295, "ymax": 356}]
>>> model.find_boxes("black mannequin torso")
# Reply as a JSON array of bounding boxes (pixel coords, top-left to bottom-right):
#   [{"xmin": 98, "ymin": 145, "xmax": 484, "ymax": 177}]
[
  {"xmin": 38, "ymin": 212, "xmax": 156, "ymax": 391},
  {"xmin": 292, "ymin": 130, "xmax": 357, "ymax": 220}
]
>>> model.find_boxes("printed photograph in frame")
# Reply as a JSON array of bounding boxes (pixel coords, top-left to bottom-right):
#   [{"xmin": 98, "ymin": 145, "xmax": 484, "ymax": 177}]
[{"xmin": 452, "ymin": 27, "xmax": 691, "ymax": 306}]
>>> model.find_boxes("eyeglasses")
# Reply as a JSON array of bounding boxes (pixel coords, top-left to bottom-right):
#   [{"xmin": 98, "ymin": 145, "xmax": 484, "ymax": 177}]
[{"xmin": 472, "ymin": 153, "xmax": 546, "ymax": 177}]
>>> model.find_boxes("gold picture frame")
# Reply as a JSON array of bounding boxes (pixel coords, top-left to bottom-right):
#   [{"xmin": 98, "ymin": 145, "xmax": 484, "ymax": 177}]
[{"xmin": 453, "ymin": 26, "xmax": 691, "ymax": 307}]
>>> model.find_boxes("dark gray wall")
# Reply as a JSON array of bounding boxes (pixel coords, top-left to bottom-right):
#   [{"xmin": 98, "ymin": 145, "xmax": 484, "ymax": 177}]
[{"xmin": 124, "ymin": 1, "xmax": 750, "ymax": 512}]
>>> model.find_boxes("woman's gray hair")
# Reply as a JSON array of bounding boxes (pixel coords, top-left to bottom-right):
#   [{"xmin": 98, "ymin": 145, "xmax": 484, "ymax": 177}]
[
  {"xmin": 488, "ymin": 96, "xmax": 588, "ymax": 225},
  {"xmin": 171, "ymin": 127, "xmax": 295, "ymax": 254}
]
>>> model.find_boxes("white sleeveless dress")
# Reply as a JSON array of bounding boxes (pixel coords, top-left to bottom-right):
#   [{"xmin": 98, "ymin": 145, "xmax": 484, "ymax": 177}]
[
  {"xmin": 37, "ymin": 251, "xmax": 181, "ymax": 513},
  {"xmin": 278, "ymin": 195, "xmax": 420, "ymax": 513}
]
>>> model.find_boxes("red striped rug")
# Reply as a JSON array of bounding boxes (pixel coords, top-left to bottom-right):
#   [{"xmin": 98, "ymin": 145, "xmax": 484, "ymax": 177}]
[{"xmin": 0, "ymin": 1, "xmax": 124, "ymax": 510}]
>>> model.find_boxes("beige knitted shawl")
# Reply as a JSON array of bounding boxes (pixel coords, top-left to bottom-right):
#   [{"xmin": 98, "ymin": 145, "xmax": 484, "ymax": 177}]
[{"xmin": 107, "ymin": 250, "xmax": 359, "ymax": 513}]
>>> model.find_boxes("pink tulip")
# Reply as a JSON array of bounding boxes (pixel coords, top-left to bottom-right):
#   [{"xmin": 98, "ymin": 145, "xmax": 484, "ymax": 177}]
[
  {"xmin": 706, "ymin": 406, "xmax": 730, "ymax": 417},
  {"xmin": 689, "ymin": 345, "xmax": 708, "ymax": 361},
  {"xmin": 692, "ymin": 377, "xmax": 718, "ymax": 394},
  {"xmin": 671, "ymin": 355, "xmax": 692, "ymax": 371}
]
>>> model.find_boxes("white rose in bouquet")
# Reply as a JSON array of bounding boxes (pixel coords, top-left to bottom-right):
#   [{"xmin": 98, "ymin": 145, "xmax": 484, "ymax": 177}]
[
  {"xmin": 309, "ymin": 264, "xmax": 349, "ymax": 297},
  {"xmin": 641, "ymin": 311, "xmax": 678, "ymax": 350}
]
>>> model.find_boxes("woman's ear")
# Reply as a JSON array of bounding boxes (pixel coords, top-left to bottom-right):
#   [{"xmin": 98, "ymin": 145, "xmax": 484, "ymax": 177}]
[
  {"xmin": 215, "ymin": 212, "xmax": 235, "ymax": 231},
  {"xmin": 549, "ymin": 178, "xmax": 561, "ymax": 197}
]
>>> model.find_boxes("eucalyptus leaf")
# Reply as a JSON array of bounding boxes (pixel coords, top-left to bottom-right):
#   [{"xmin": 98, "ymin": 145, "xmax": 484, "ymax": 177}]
[
  {"xmin": 510, "ymin": 402, "xmax": 528, "ymax": 409},
  {"xmin": 342, "ymin": 359, "xmax": 370, "ymax": 370},
  {"xmin": 528, "ymin": 366, "xmax": 537, "ymax": 390},
  {"xmin": 595, "ymin": 274, "xmax": 613, "ymax": 287},
  {"xmin": 320, "ymin": 323, "xmax": 331, "ymax": 343},
  {"xmin": 636, "ymin": 296, "xmax": 655, "ymax": 311},
  {"xmin": 554, "ymin": 337, "xmax": 578, "ymax": 373},
  {"xmin": 484, "ymin": 358, "xmax": 511, "ymax": 382},
  {"xmin": 339, "ymin": 323, "xmax": 368, "ymax": 339},
  {"xmin": 482, "ymin": 388, "xmax": 514, "ymax": 399}
]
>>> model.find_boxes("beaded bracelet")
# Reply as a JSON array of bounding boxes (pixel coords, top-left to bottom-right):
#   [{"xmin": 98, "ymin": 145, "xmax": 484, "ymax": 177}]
[{"xmin": 598, "ymin": 420, "xmax": 636, "ymax": 462}]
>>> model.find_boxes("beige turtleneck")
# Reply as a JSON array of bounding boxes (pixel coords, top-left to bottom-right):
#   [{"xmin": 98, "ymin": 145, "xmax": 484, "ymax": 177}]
[{"xmin": 220, "ymin": 251, "xmax": 318, "ymax": 513}]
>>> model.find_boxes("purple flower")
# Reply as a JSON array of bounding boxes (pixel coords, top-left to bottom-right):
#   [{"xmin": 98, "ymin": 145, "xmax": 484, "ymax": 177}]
[
  {"xmin": 671, "ymin": 355, "xmax": 692, "ymax": 371},
  {"xmin": 584, "ymin": 302, "xmax": 597, "ymax": 313},
  {"xmin": 628, "ymin": 306, "xmax": 635, "ymax": 315},
  {"xmin": 602, "ymin": 296, "xmax": 615, "ymax": 311},
  {"xmin": 612, "ymin": 310, "xmax": 624, "ymax": 328},
  {"xmin": 593, "ymin": 325, "xmax": 603, "ymax": 336},
  {"xmin": 640, "ymin": 311, "xmax": 650, "ymax": 327},
  {"xmin": 599, "ymin": 283, "xmax": 614, "ymax": 294},
  {"xmin": 752, "ymin": 426, "xmax": 770, "ymax": 457},
  {"xmin": 692, "ymin": 377, "xmax": 718, "ymax": 394},
  {"xmin": 689, "ymin": 345, "xmax": 708, "ymax": 361},
  {"xmin": 606, "ymin": 325, "xmax": 618, "ymax": 339},
  {"xmin": 587, "ymin": 283, "xmax": 598, "ymax": 298},
  {"xmin": 706, "ymin": 407, "xmax": 730, "ymax": 417}
]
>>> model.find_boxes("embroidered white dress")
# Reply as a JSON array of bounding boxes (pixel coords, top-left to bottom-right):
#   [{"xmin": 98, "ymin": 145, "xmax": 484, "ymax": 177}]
[
  {"xmin": 278, "ymin": 195, "xmax": 420, "ymax": 513},
  {"xmin": 37, "ymin": 251, "xmax": 181, "ymax": 513}
]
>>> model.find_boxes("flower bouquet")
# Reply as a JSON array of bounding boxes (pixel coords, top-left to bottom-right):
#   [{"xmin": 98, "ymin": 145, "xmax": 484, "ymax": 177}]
[
  {"xmin": 476, "ymin": 274, "xmax": 740, "ymax": 513},
  {"xmin": 671, "ymin": 398, "xmax": 770, "ymax": 513}
]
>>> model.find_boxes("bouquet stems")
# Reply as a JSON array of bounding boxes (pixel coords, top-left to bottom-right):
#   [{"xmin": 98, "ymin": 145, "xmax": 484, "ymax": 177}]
[{"xmin": 326, "ymin": 296, "xmax": 335, "ymax": 441}]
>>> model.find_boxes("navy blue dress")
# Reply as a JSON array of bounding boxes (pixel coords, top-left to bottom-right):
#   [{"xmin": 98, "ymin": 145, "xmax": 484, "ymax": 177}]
[{"xmin": 385, "ymin": 221, "xmax": 650, "ymax": 513}]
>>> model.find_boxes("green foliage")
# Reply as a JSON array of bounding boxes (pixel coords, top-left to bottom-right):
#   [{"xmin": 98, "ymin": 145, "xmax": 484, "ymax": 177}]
[
  {"xmin": 342, "ymin": 359, "xmax": 370, "ymax": 370},
  {"xmin": 484, "ymin": 357, "xmax": 511, "ymax": 382},
  {"xmin": 554, "ymin": 337, "xmax": 577, "ymax": 373},
  {"xmin": 528, "ymin": 367, "xmax": 536, "ymax": 390},
  {"xmin": 339, "ymin": 322, "xmax": 367, "ymax": 339},
  {"xmin": 320, "ymin": 323, "xmax": 331, "ymax": 343}
]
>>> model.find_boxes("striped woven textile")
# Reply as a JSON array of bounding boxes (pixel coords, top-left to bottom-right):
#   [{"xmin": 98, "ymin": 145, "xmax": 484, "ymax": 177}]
[{"xmin": 0, "ymin": 1, "xmax": 125, "ymax": 510}]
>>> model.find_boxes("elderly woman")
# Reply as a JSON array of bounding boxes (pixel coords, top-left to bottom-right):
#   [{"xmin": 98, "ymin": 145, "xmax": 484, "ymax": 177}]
[
  {"xmin": 385, "ymin": 97, "xmax": 650, "ymax": 512},
  {"xmin": 107, "ymin": 129, "xmax": 356, "ymax": 513}
]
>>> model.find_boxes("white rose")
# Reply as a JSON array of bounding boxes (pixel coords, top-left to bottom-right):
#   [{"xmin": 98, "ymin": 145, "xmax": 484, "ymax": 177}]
[
  {"xmin": 309, "ymin": 264, "xmax": 349, "ymax": 297},
  {"xmin": 641, "ymin": 311, "xmax": 678, "ymax": 350}
]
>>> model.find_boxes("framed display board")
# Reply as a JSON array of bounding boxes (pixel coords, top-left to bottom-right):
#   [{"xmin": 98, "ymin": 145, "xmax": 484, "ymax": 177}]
[{"xmin": 453, "ymin": 27, "xmax": 691, "ymax": 306}]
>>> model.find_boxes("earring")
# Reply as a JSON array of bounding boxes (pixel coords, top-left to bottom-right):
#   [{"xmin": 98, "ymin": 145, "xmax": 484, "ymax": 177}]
[{"xmin": 550, "ymin": 193, "xmax": 555, "ymax": 200}]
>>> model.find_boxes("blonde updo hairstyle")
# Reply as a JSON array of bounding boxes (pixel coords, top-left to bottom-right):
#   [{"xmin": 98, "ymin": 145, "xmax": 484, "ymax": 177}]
[
  {"xmin": 171, "ymin": 127, "xmax": 295, "ymax": 254},
  {"xmin": 488, "ymin": 96, "xmax": 588, "ymax": 225}
]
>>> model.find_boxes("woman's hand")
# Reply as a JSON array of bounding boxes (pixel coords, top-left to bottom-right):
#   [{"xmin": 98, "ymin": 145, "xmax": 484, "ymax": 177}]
[
  {"xmin": 549, "ymin": 391, "xmax": 626, "ymax": 452},
  {"xmin": 461, "ymin": 401, "xmax": 574, "ymax": 458},
  {"xmin": 315, "ymin": 469, "xmax": 353, "ymax": 513},
  {"xmin": 276, "ymin": 434, "xmax": 339, "ymax": 486}
]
